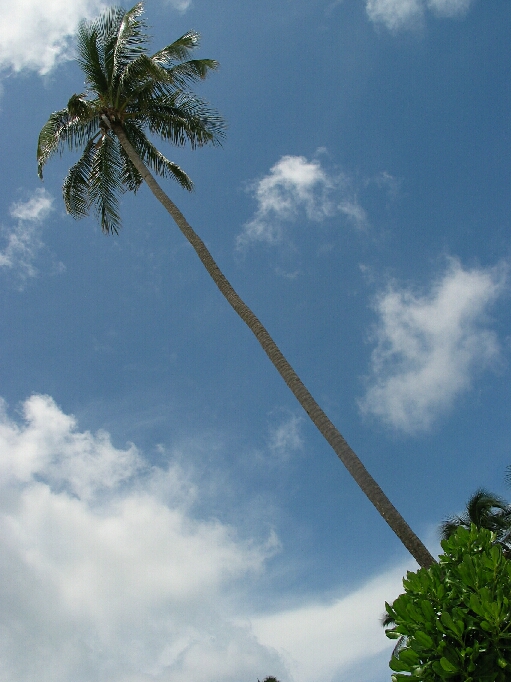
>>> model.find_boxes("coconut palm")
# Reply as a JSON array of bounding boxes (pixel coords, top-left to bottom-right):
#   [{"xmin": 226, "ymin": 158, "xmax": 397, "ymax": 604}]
[
  {"xmin": 440, "ymin": 488, "xmax": 511, "ymax": 557},
  {"xmin": 37, "ymin": 2, "xmax": 434, "ymax": 569}
]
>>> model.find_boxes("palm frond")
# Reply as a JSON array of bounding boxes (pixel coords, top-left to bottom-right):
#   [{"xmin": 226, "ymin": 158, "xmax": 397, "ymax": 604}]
[
  {"xmin": 151, "ymin": 31, "xmax": 201, "ymax": 66},
  {"xmin": 117, "ymin": 57, "xmax": 218, "ymax": 117},
  {"xmin": 123, "ymin": 122, "xmax": 193, "ymax": 190},
  {"xmin": 66, "ymin": 93, "xmax": 95, "ymax": 120},
  {"xmin": 111, "ymin": 3, "xmax": 149, "ymax": 94},
  {"xmin": 440, "ymin": 488, "xmax": 511, "ymax": 543},
  {"xmin": 37, "ymin": 103, "xmax": 100, "ymax": 178},
  {"xmin": 95, "ymin": 5, "xmax": 127, "ymax": 84},
  {"xmin": 76, "ymin": 21, "xmax": 109, "ymax": 95},
  {"xmin": 118, "ymin": 144, "xmax": 143, "ymax": 193},
  {"xmin": 88, "ymin": 132, "xmax": 125, "ymax": 234},
  {"xmin": 117, "ymin": 54, "xmax": 164, "ymax": 105},
  {"xmin": 62, "ymin": 139, "xmax": 96, "ymax": 219},
  {"xmin": 440, "ymin": 516, "xmax": 467, "ymax": 541},
  {"xmin": 37, "ymin": 108, "xmax": 71, "ymax": 178},
  {"xmin": 164, "ymin": 59, "xmax": 219, "ymax": 88},
  {"xmin": 138, "ymin": 92, "xmax": 225, "ymax": 148}
]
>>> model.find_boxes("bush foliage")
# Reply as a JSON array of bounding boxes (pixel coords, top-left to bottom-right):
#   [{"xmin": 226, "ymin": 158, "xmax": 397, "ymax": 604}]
[{"xmin": 384, "ymin": 525, "xmax": 511, "ymax": 681}]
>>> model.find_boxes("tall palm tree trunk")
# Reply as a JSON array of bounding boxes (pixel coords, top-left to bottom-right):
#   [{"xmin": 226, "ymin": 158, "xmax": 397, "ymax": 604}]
[{"xmin": 112, "ymin": 121, "xmax": 435, "ymax": 569}]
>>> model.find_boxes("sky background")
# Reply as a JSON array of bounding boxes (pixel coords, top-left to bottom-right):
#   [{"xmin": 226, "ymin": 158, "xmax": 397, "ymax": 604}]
[{"xmin": 0, "ymin": 0, "xmax": 509, "ymax": 680}]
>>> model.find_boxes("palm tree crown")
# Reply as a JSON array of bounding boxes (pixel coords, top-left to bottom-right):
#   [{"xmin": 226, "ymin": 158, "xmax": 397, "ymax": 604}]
[
  {"xmin": 37, "ymin": 2, "xmax": 224, "ymax": 234},
  {"xmin": 440, "ymin": 488, "xmax": 511, "ymax": 556}
]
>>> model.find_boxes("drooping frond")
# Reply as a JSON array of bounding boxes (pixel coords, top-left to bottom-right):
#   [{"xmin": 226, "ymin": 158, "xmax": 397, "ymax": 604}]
[
  {"xmin": 163, "ymin": 59, "xmax": 219, "ymax": 89},
  {"xmin": 63, "ymin": 132, "xmax": 125, "ymax": 234},
  {"xmin": 123, "ymin": 122, "xmax": 193, "ymax": 190},
  {"xmin": 38, "ymin": 108, "xmax": 73, "ymax": 178},
  {"xmin": 63, "ymin": 139, "xmax": 96, "ymax": 219},
  {"xmin": 136, "ymin": 91, "xmax": 224, "ymax": 148},
  {"xmin": 440, "ymin": 488, "xmax": 511, "ymax": 543},
  {"xmin": 37, "ymin": 99, "xmax": 100, "ymax": 178},
  {"xmin": 118, "ymin": 145, "xmax": 144, "ymax": 193},
  {"xmin": 89, "ymin": 132, "xmax": 125, "ymax": 234}
]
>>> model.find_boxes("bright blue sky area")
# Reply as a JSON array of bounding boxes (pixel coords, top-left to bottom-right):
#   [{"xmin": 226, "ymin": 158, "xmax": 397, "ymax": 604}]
[{"xmin": 0, "ymin": 0, "xmax": 509, "ymax": 680}]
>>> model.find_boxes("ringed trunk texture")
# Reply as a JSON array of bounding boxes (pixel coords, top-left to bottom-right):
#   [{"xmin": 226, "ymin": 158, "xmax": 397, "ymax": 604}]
[{"xmin": 113, "ymin": 123, "xmax": 436, "ymax": 569}]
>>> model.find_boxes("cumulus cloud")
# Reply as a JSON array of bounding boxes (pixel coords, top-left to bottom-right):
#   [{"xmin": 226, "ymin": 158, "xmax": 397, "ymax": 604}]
[
  {"xmin": 365, "ymin": 0, "xmax": 475, "ymax": 30},
  {"xmin": 9, "ymin": 189, "xmax": 53, "ymax": 222},
  {"xmin": 237, "ymin": 155, "xmax": 367, "ymax": 251},
  {"xmin": 0, "ymin": 393, "xmax": 415, "ymax": 682},
  {"xmin": 0, "ymin": 188, "xmax": 54, "ymax": 284},
  {"xmin": 0, "ymin": 0, "xmax": 191, "ymax": 75},
  {"xmin": 0, "ymin": 394, "xmax": 282, "ymax": 682},
  {"xmin": 250, "ymin": 562, "xmax": 410, "ymax": 682},
  {"xmin": 0, "ymin": 0, "xmax": 103, "ymax": 74},
  {"xmin": 359, "ymin": 259, "xmax": 506, "ymax": 432}
]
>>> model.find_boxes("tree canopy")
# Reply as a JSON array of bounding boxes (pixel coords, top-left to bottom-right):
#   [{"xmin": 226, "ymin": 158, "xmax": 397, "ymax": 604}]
[{"xmin": 385, "ymin": 525, "xmax": 511, "ymax": 681}]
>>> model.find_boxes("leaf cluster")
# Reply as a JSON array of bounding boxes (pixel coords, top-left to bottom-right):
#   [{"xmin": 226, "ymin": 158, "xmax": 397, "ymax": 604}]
[
  {"xmin": 440, "ymin": 489, "xmax": 511, "ymax": 558},
  {"xmin": 385, "ymin": 525, "xmax": 511, "ymax": 682}
]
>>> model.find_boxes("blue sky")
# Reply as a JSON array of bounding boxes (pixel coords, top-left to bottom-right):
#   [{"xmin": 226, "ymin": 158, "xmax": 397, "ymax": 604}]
[{"xmin": 0, "ymin": 0, "xmax": 509, "ymax": 680}]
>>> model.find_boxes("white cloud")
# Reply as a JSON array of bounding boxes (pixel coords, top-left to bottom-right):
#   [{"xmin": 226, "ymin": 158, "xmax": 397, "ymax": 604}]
[
  {"xmin": 0, "ymin": 0, "xmax": 103, "ymax": 74},
  {"xmin": 365, "ymin": 0, "xmax": 475, "ymax": 30},
  {"xmin": 268, "ymin": 414, "xmax": 303, "ymax": 460},
  {"xmin": 359, "ymin": 259, "xmax": 506, "ymax": 432},
  {"xmin": 0, "ymin": 189, "xmax": 54, "ymax": 283},
  {"xmin": 250, "ymin": 562, "xmax": 411, "ymax": 682},
  {"xmin": 163, "ymin": 0, "xmax": 192, "ymax": 11},
  {"xmin": 366, "ymin": 0, "xmax": 424, "ymax": 30},
  {"xmin": 427, "ymin": 0, "xmax": 475, "ymax": 17},
  {"xmin": 0, "ymin": 0, "xmax": 192, "ymax": 75},
  {"xmin": 339, "ymin": 199, "xmax": 368, "ymax": 226},
  {"xmin": 0, "ymin": 394, "xmax": 283, "ymax": 682},
  {"xmin": 237, "ymin": 155, "xmax": 366, "ymax": 251},
  {"xmin": 0, "ymin": 393, "xmax": 416, "ymax": 682},
  {"xmin": 9, "ymin": 188, "xmax": 53, "ymax": 222}
]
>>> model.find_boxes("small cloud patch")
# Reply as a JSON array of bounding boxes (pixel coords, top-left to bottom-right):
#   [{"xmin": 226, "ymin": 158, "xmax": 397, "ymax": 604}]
[
  {"xmin": 0, "ymin": 188, "xmax": 55, "ymax": 286},
  {"xmin": 365, "ymin": 0, "xmax": 476, "ymax": 31},
  {"xmin": 359, "ymin": 258, "xmax": 506, "ymax": 432},
  {"xmin": 238, "ymin": 155, "xmax": 368, "ymax": 252}
]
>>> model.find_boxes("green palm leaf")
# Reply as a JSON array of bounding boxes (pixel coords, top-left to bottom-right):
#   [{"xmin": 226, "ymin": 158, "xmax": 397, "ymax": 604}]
[
  {"xmin": 124, "ymin": 121, "xmax": 193, "ymax": 190},
  {"xmin": 89, "ymin": 132, "xmax": 124, "ymax": 234},
  {"xmin": 111, "ymin": 3, "xmax": 148, "ymax": 94},
  {"xmin": 62, "ymin": 138, "xmax": 96, "ymax": 218},
  {"xmin": 37, "ymin": 102, "xmax": 100, "ymax": 179},
  {"xmin": 76, "ymin": 21, "xmax": 109, "ymax": 95},
  {"xmin": 151, "ymin": 31, "xmax": 202, "ymax": 65}
]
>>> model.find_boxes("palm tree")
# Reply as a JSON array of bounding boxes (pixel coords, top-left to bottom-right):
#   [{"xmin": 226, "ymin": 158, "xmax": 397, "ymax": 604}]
[
  {"xmin": 37, "ymin": 2, "xmax": 435, "ymax": 569},
  {"xmin": 440, "ymin": 488, "xmax": 511, "ymax": 557}
]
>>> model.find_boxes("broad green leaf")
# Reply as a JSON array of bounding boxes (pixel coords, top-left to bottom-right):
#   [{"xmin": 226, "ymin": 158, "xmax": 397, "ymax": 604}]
[
  {"xmin": 440, "ymin": 656, "xmax": 459, "ymax": 673},
  {"xmin": 399, "ymin": 648, "xmax": 420, "ymax": 666},
  {"xmin": 389, "ymin": 656, "xmax": 411, "ymax": 673},
  {"xmin": 413, "ymin": 630, "xmax": 434, "ymax": 648}
]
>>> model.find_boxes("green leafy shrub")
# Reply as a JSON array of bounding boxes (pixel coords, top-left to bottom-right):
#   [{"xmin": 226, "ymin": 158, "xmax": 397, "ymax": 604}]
[{"xmin": 384, "ymin": 525, "xmax": 511, "ymax": 681}]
